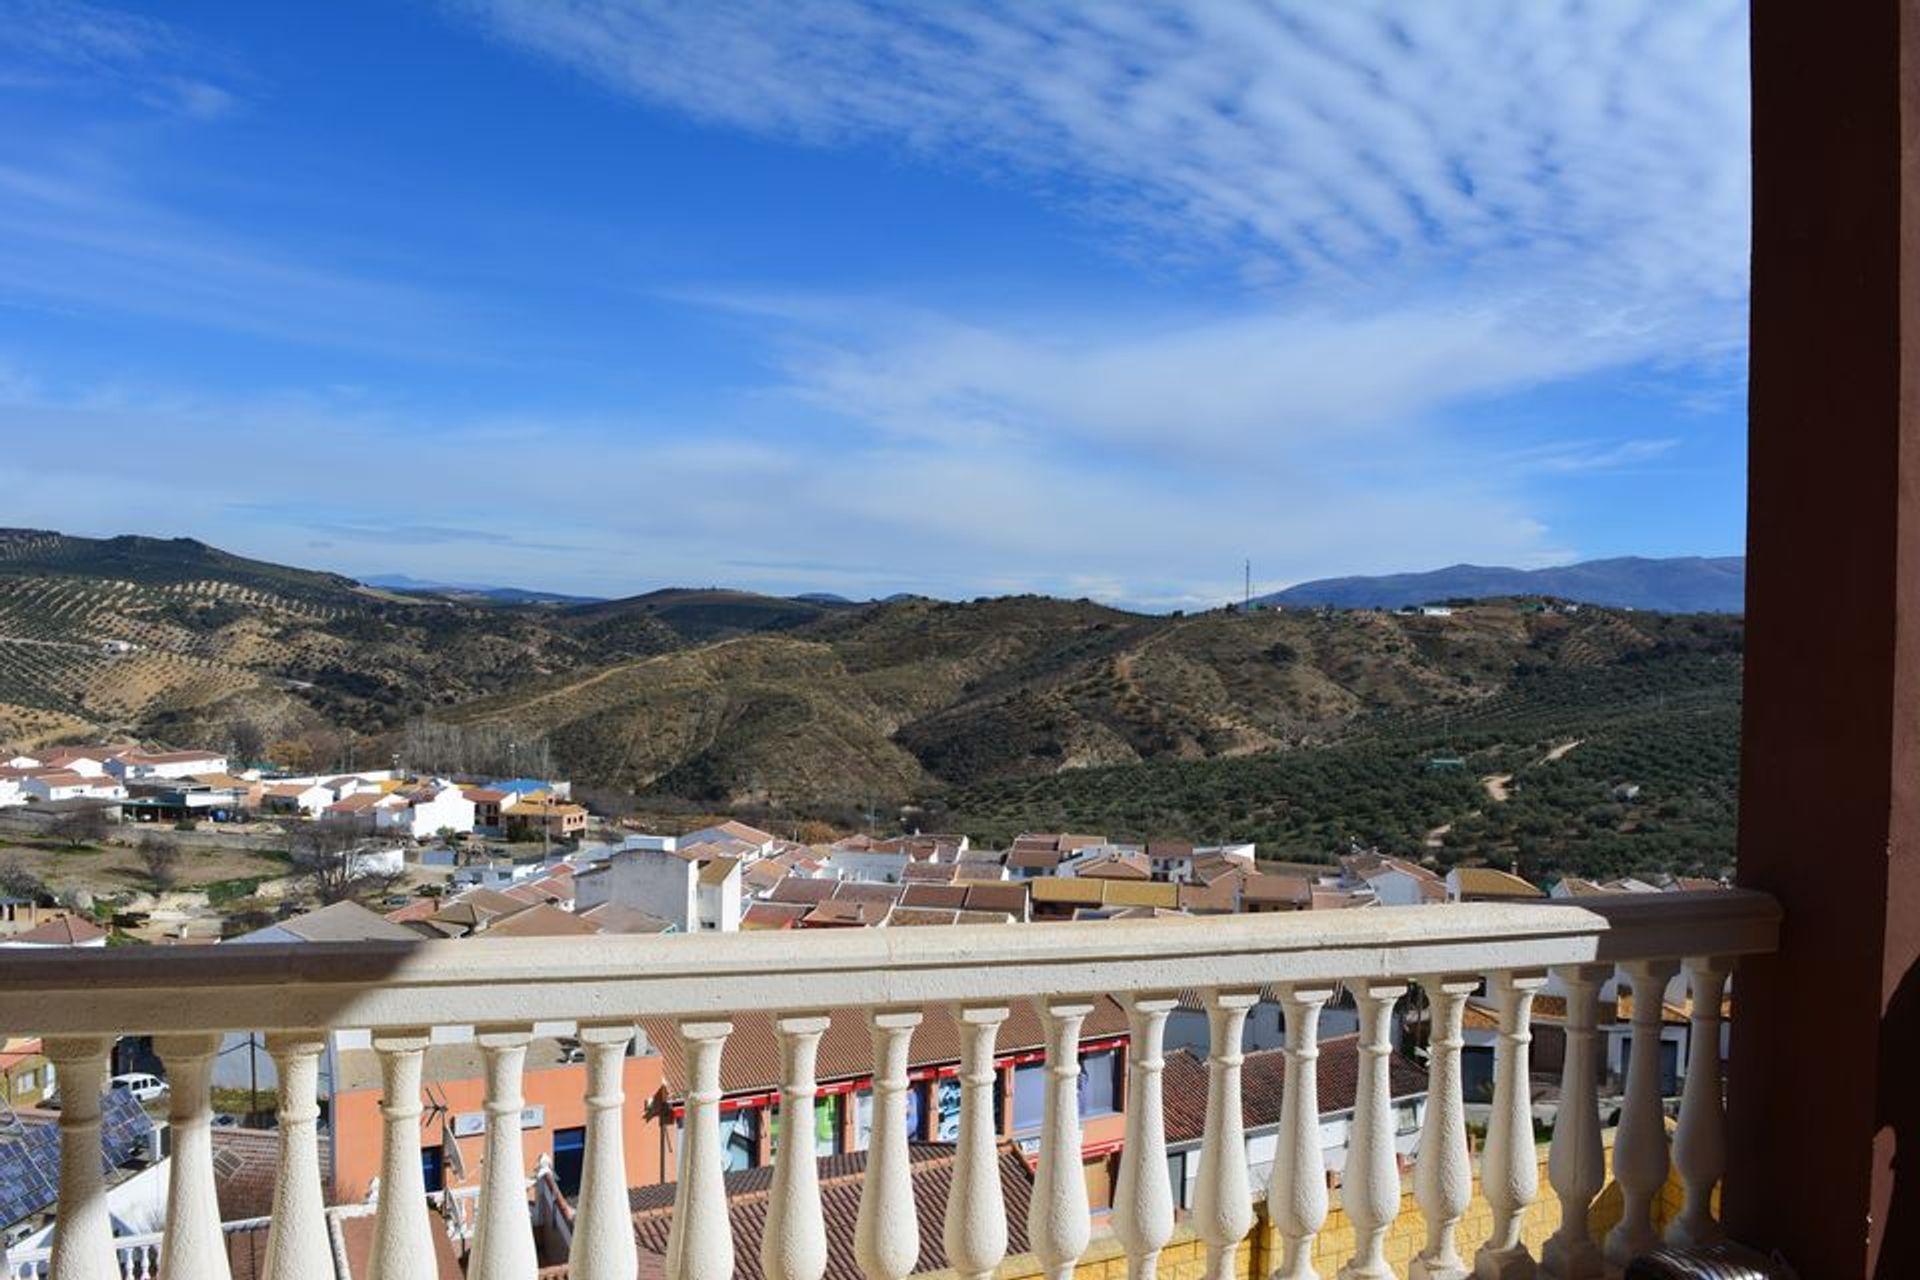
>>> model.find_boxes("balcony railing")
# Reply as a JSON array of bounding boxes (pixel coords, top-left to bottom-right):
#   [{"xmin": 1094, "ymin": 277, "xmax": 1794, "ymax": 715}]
[{"xmin": 0, "ymin": 891, "xmax": 1778, "ymax": 1280}]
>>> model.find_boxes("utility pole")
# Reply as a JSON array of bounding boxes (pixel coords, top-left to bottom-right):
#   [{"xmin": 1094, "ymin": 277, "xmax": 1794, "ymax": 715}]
[{"xmin": 1245, "ymin": 559, "xmax": 1252, "ymax": 610}]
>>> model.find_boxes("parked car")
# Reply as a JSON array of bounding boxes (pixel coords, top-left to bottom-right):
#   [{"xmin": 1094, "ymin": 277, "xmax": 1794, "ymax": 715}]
[{"xmin": 109, "ymin": 1072, "xmax": 166, "ymax": 1102}]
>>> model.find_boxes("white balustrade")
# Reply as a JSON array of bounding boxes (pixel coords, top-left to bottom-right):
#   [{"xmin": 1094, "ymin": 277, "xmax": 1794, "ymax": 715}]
[
  {"xmin": 263, "ymin": 1030, "xmax": 331, "ymax": 1280},
  {"xmin": 1191, "ymin": 989, "xmax": 1258, "ymax": 1280},
  {"xmin": 571, "ymin": 1022, "xmax": 640, "ymax": 1280},
  {"xmin": 1410, "ymin": 975, "xmax": 1477, "ymax": 1280},
  {"xmin": 668, "ymin": 1018, "xmax": 735, "ymax": 1280},
  {"xmin": 1666, "ymin": 957, "xmax": 1732, "ymax": 1247},
  {"xmin": 1542, "ymin": 965, "xmax": 1610, "ymax": 1280},
  {"xmin": 365, "ymin": 1029, "xmax": 435, "ymax": 1280},
  {"xmin": 765, "ymin": 1014, "xmax": 831, "ymax": 1280},
  {"xmin": 42, "ymin": 1036, "xmax": 114, "ymax": 1280},
  {"xmin": 0, "ymin": 894, "xmax": 1782, "ymax": 1280},
  {"xmin": 1475, "ymin": 970, "xmax": 1547, "ymax": 1280},
  {"xmin": 1341, "ymin": 979, "xmax": 1405, "ymax": 1280},
  {"xmin": 1271, "ymin": 981, "xmax": 1334, "ymax": 1280},
  {"xmin": 1111, "ymin": 994, "xmax": 1178, "ymax": 1280},
  {"xmin": 1606, "ymin": 958, "xmax": 1681, "ymax": 1268},
  {"xmin": 468, "ymin": 1026, "xmax": 538, "ymax": 1280},
  {"xmin": 856, "ymin": 1008, "xmax": 923, "ymax": 1280},
  {"xmin": 1028, "ymin": 998, "xmax": 1094, "ymax": 1280},
  {"xmin": 944, "ymin": 1004, "xmax": 1011, "ymax": 1280}
]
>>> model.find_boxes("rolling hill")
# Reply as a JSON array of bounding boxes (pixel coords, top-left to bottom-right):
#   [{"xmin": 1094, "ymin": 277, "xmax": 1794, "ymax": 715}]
[
  {"xmin": 1258, "ymin": 555, "xmax": 1746, "ymax": 612},
  {"xmin": 0, "ymin": 531, "xmax": 807, "ymax": 752},
  {"xmin": 0, "ymin": 530, "xmax": 1742, "ymax": 878}
]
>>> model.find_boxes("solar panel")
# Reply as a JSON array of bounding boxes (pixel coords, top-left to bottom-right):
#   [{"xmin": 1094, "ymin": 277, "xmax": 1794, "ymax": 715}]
[{"xmin": 0, "ymin": 1091, "xmax": 155, "ymax": 1231}]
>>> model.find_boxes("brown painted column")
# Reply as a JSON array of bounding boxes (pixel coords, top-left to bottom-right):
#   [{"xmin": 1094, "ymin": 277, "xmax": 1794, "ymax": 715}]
[{"xmin": 1734, "ymin": 3, "xmax": 1920, "ymax": 1276}]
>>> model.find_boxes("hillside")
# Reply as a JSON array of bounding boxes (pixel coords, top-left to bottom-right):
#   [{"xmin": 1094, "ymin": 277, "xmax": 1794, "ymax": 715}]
[
  {"xmin": 1259, "ymin": 555, "xmax": 1746, "ymax": 613},
  {"xmin": 0, "ymin": 530, "xmax": 1743, "ymax": 878},
  {"xmin": 0, "ymin": 531, "xmax": 690, "ymax": 752},
  {"xmin": 441, "ymin": 593, "xmax": 1743, "ymax": 883}
]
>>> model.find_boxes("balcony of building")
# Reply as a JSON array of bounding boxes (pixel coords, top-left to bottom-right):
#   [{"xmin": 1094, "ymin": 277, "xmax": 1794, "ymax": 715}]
[{"xmin": 0, "ymin": 890, "xmax": 1778, "ymax": 1279}]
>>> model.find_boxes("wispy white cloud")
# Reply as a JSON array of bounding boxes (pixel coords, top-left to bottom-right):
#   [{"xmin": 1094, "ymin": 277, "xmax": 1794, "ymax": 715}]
[
  {"xmin": 455, "ymin": 1, "xmax": 1749, "ymax": 340},
  {"xmin": 448, "ymin": 0, "xmax": 1750, "ymax": 582},
  {"xmin": 1, "ymin": 0, "xmax": 241, "ymax": 117},
  {"xmin": 0, "ymin": 374, "xmax": 1554, "ymax": 609}
]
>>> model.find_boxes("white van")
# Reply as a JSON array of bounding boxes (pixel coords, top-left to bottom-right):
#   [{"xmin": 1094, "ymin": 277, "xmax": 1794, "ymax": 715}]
[{"xmin": 109, "ymin": 1072, "xmax": 166, "ymax": 1103}]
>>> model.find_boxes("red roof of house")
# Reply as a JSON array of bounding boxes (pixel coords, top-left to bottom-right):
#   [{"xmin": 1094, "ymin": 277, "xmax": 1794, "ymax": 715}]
[{"xmin": 6, "ymin": 915, "xmax": 107, "ymax": 945}]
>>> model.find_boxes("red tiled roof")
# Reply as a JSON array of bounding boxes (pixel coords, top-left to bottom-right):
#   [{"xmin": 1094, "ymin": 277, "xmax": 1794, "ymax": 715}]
[
  {"xmin": 6, "ymin": 915, "xmax": 107, "ymax": 944},
  {"xmin": 769, "ymin": 878, "xmax": 836, "ymax": 906},
  {"xmin": 485, "ymin": 903, "xmax": 601, "ymax": 938},
  {"xmin": 742, "ymin": 902, "xmax": 809, "ymax": 931},
  {"xmin": 900, "ymin": 884, "xmax": 968, "ymax": 910},
  {"xmin": 1160, "ymin": 1035, "xmax": 1428, "ymax": 1145},
  {"xmin": 961, "ymin": 883, "xmax": 1028, "ymax": 916},
  {"xmin": 639, "ymin": 996, "xmax": 1130, "ymax": 1099},
  {"xmin": 628, "ymin": 1144, "xmax": 1034, "ymax": 1280}
]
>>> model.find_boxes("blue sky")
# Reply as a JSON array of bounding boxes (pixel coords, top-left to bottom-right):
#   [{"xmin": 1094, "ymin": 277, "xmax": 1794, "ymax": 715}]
[{"xmin": 1, "ymin": 0, "xmax": 1750, "ymax": 608}]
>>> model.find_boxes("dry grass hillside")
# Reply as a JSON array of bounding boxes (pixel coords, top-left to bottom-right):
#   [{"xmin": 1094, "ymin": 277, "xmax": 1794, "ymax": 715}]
[{"xmin": 0, "ymin": 529, "xmax": 1742, "ymax": 879}]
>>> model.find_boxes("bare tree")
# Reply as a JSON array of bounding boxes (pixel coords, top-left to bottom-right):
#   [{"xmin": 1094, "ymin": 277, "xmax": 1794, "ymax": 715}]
[
  {"xmin": 285, "ymin": 819, "xmax": 399, "ymax": 905},
  {"xmin": 137, "ymin": 833, "xmax": 182, "ymax": 892},
  {"xmin": 0, "ymin": 854, "xmax": 49, "ymax": 902},
  {"xmin": 227, "ymin": 718, "xmax": 267, "ymax": 767},
  {"xmin": 400, "ymin": 719, "xmax": 552, "ymax": 780},
  {"xmin": 49, "ymin": 804, "xmax": 110, "ymax": 847}
]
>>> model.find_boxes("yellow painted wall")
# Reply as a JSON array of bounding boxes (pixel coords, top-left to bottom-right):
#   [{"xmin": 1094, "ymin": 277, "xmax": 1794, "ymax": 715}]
[{"xmin": 969, "ymin": 1133, "xmax": 1707, "ymax": 1280}]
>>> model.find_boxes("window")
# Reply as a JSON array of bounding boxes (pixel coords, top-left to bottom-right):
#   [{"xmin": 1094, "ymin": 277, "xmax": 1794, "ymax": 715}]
[
  {"xmin": 711, "ymin": 1108, "xmax": 760, "ymax": 1172},
  {"xmin": 934, "ymin": 1077, "xmax": 961, "ymax": 1142},
  {"xmin": 851, "ymin": 1082, "xmax": 926, "ymax": 1145},
  {"xmin": 1077, "ymin": 1049, "xmax": 1120, "ymax": 1119},
  {"xmin": 552, "ymin": 1127, "xmax": 586, "ymax": 1199},
  {"xmin": 773, "ymin": 1094, "xmax": 844, "ymax": 1158},
  {"xmin": 420, "ymin": 1145, "xmax": 445, "ymax": 1195},
  {"xmin": 852, "ymin": 1088, "xmax": 873, "ymax": 1151},
  {"xmin": 814, "ymin": 1093, "xmax": 841, "ymax": 1157},
  {"xmin": 1012, "ymin": 1062, "xmax": 1046, "ymax": 1133}
]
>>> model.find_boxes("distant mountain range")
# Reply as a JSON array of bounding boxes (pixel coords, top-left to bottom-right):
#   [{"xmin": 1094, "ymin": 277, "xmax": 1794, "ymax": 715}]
[
  {"xmin": 361, "ymin": 573, "xmax": 607, "ymax": 606},
  {"xmin": 1256, "ymin": 556, "xmax": 1746, "ymax": 614}
]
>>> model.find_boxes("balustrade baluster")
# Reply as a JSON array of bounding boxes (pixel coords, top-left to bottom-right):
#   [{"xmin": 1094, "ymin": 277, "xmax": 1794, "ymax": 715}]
[
  {"xmin": 570, "ymin": 1023, "xmax": 639, "ymax": 1280},
  {"xmin": 1028, "ymin": 998, "xmax": 1094, "ymax": 1280},
  {"xmin": 1474, "ymin": 970, "xmax": 1546, "ymax": 1280},
  {"xmin": 1542, "ymin": 966, "xmax": 1609, "ymax": 1280},
  {"xmin": 44, "ymin": 1036, "xmax": 114, "ymax": 1280},
  {"xmin": 765, "ymin": 1014, "xmax": 831, "ymax": 1280},
  {"xmin": 1411, "ymin": 976, "xmax": 1478, "ymax": 1280},
  {"xmin": 667, "ymin": 1019, "xmax": 734, "ymax": 1280},
  {"xmin": 1606, "ymin": 959, "xmax": 1680, "ymax": 1268},
  {"xmin": 1111, "ymin": 994, "xmax": 1178, "ymax": 1280},
  {"xmin": 261, "ymin": 1031, "xmax": 331, "ymax": 1280},
  {"xmin": 1270, "ymin": 983, "xmax": 1333, "ymax": 1280},
  {"xmin": 856, "ymin": 1009, "xmax": 923, "ymax": 1280},
  {"xmin": 1666, "ymin": 958, "xmax": 1731, "ymax": 1247},
  {"xmin": 944, "ymin": 1005, "xmax": 1011, "ymax": 1280},
  {"xmin": 469, "ymin": 1026, "xmax": 537, "ymax": 1280},
  {"xmin": 365, "ymin": 1030, "xmax": 435, "ymax": 1280},
  {"xmin": 1340, "ymin": 980, "xmax": 1405, "ymax": 1280},
  {"xmin": 1191, "ymin": 989, "xmax": 1258, "ymax": 1280},
  {"xmin": 153, "ymin": 1033, "xmax": 231, "ymax": 1280}
]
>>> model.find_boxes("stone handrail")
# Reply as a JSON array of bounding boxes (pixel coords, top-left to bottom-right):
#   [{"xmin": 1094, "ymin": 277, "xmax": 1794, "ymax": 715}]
[{"xmin": 0, "ymin": 890, "xmax": 1779, "ymax": 1280}]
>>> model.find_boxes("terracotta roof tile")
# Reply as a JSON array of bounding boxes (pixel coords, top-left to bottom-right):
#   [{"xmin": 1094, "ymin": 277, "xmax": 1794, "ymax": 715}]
[
  {"xmin": 628, "ymin": 1144, "xmax": 1034, "ymax": 1280},
  {"xmin": 900, "ymin": 884, "xmax": 968, "ymax": 910},
  {"xmin": 640, "ymin": 996, "xmax": 1129, "ymax": 1099},
  {"xmin": 1160, "ymin": 1035, "xmax": 1427, "ymax": 1146}
]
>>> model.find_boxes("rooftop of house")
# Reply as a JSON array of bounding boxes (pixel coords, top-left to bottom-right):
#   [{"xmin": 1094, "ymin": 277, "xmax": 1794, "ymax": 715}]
[
  {"xmin": 638, "ymin": 995, "xmax": 1129, "ymax": 1099},
  {"xmin": 1447, "ymin": 867, "xmax": 1546, "ymax": 898},
  {"xmin": 578, "ymin": 902, "xmax": 674, "ymax": 934},
  {"xmin": 2, "ymin": 915, "xmax": 108, "ymax": 946},
  {"xmin": 1160, "ymin": 1034, "xmax": 1428, "ymax": 1145},
  {"xmin": 628, "ymin": 1143, "xmax": 1035, "ymax": 1280}
]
